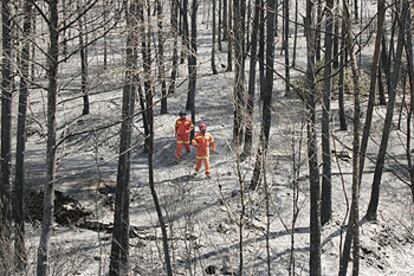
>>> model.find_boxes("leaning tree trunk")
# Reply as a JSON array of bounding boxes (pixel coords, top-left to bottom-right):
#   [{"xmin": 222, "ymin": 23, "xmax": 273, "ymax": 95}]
[
  {"xmin": 305, "ymin": 0, "xmax": 321, "ymax": 274},
  {"xmin": 1, "ymin": 0, "xmax": 13, "ymax": 272},
  {"xmin": 358, "ymin": 0, "xmax": 385, "ymax": 186},
  {"xmin": 365, "ymin": 0, "xmax": 410, "ymax": 221},
  {"xmin": 321, "ymin": 0, "xmax": 334, "ymax": 226},
  {"xmin": 108, "ymin": 2, "xmax": 138, "ymax": 274},
  {"xmin": 36, "ymin": 0, "xmax": 59, "ymax": 274},
  {"xmin": 14, "ymin": 0, "xmax": 34, "ymax": 270}
]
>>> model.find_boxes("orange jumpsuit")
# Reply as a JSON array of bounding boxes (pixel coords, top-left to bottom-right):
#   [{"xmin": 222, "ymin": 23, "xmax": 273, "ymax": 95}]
[
  {"xmin": 175, "ymin": 117, "xmax": 194, "ymax": 160},
  {"xmin": 192, "ymin": 132, "xmax": 216, "ymax": 176}
]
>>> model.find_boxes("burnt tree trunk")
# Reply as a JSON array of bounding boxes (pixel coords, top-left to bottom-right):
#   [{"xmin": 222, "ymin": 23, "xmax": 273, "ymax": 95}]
[
  {"xmin": 1, "ymin": 0, "xmax": 13, "ymax": 272},
  {"xmin": 359, "ymin": 0, "xmax": 385, "ymax": 186},
  {"xmin": 243, "ymin": 0, "xmax": 261, "ymax": 158},
  {"xmin": 211, "ymin": 0, "xmax": 218, "ymax": 74},
  {"xmin": 157, "ymin": 0, "xmax": 168, "ymax": 114},
  {"xmin": 366, "ymin": 0, "xmax": 410, "ymax": 221},
  {"xmin": 36, "ymin": 0, "xmax": 59, "ymax": 274},
  {"xmin": 250, "ymin": 0, "xmax": 276, "ymax": 190},
  {"xmin": 14, "ymin": 0, "xmax": 34, "ymax": 270},
  {"xmin": 321, "ymin": 0, "xmax": 334, "ymax": 225},
  {"xmin": 108, "ymin": 2, "xmax": 138, "ymax": 274},
  {"xmin": 305, "ymin": 0, "xmax": 321, "ymax": 274}
]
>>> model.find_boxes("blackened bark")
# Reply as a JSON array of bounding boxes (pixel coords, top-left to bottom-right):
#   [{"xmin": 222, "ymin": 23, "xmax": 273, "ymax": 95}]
[
  {"xmin": 292, "ymin": 0, "xmax": 299, "ymax": 67},
  {"xmin": 338, "ymin": 14, "xmax": 348, "ymax": 131},
  {"xmin": 305, "ymin": 0, "xmax": 321, "ymax": 274},
  {"xmin": 321, "ymin": 0, "xmax": 334, "ymax": 226},
  {"xmin": 181, "ymin": 0, "xmax": 189, "ymax": 64},
  {"xmin": 243, "ymin": 0, "xmax": 260, "ymax": 157},
  {"xmin": 186, "ymin": 0, "xmax": 197, "ymax": 139},
  {"xmin": 258, "ymin": 0, "xmax": 265, "ymax": 100},
  {"xmin": 211, "ymin": 0, "xmax": 218, "ymax": 74},
  {"xmin": 140, "ymin": 3, "xmax": 151, "ymax": 152},
  {"xmin": 232, "ymin": 0, "xmax": 245, "ymax": 144},
  {"xmin": 284, "ymin": 0, "xmax": 291, "ymax": 97},
  {"xmin": 366, "ymin": 0, "xmax": 410, "ymax": 221},
  {"xmin": 168, "ymin": 0, "xmax": 179, "ymax": 95},
  {"xmin": 78, "ymin": 0, "xmax": 90, "ymax": 116},
  {"xmin": 226, "ymin": 0, "xmax": 233, "ymax": 71},
  {"xmin": 251, "ymin": 0, "xmax": 275, "ymax": 190},
  {"xmin": 14, "ymin": 0, "xmax": 33, "ymax": 270},
  {"xmin": 1, "ymin": 0, "xmax": 13, "ymax": 272},
  {"xmin": 359, "ymin": 0, "xmax": 385, "ymax": 185},
  {"xmin": 109, "ymin": 2, "xmax": 138, "ymax": 274},
  {"xmin": 338, "ymin": 1, "xmax": 363, "ymax": 274},
  {"xmin": 36, "ymin": 0, "xmax": 59, "ymax": 274},
  {"xmin": 157, "ymin": 0, "xmax": 168, "ymax": 114}
]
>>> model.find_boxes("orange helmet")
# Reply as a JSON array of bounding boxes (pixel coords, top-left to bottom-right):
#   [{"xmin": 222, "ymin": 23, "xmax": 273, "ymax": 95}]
[{"xmin": 198, "ymin": 122, "xmax": 207, "ymax": 131}]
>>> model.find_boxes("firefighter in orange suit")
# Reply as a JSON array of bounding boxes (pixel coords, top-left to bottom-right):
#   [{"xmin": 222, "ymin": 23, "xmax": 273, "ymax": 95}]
[
  {"xmin": 175, "ymin": 111, "xmax": 194, "ymax": 161},
  {"xmin": 192, "ymin": 122, "xmax": 216, "ymax": 177}
]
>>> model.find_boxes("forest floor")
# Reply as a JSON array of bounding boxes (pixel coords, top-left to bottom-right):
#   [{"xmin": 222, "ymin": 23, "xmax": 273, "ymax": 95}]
[{"xmin": 12, "ymin": 2, "xmax": 414, "ymax": 275}]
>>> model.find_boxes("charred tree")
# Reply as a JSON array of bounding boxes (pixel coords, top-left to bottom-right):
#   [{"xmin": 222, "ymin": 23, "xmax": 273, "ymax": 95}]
[
  {"xmin": 109, "ymin": 2, "xmax": 138, "ymax": 274},
  {"xmin": 13, "ymin": 0, "xmax": 34, "ymax": 270},
  {"xmin": 250, "ymin": 0, "xmax": 276, "ymax": 190},
  {"xmin": 366, "ymin": 0, "xmax": 410, "ymax": 221},
  {"xmin": 243, "ymin": 0, "xmax": 261, "ymax": 157},
  {"xmin": 321, "ymin": 0, "xmax": 334, "ymax": 226},
  {"xmin": 36, "ymin": 0, "xmax": 60, "ymax": 274},
  {"xmin": 0, "ymin": 0, "xmax": 13, "ymax": 272},
  {"xmin": 305, "ymin": 0, "xmax": 321, "ymax": 274},
  {"xmin": 211, "ymin": 0, "xmax": 218, "ymax": 74}
]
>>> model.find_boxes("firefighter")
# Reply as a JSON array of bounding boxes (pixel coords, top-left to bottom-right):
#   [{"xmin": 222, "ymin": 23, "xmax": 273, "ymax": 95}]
[
  {"xmin": 192, "ymin": 122, "xmax": 216, "ymax": 178},
  {"xmin": 175, "ymin": 111, "xmax": 194, "ymax": 161}
]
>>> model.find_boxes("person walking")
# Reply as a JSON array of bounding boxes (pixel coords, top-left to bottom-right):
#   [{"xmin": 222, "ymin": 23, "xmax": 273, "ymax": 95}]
[
  {"xmin": 192, "ymin": 122, "xmax": 216, "ymax": 178},
  {"xmin": 175, "ymin": 111, "xmax": 194, "ymax": 161}
]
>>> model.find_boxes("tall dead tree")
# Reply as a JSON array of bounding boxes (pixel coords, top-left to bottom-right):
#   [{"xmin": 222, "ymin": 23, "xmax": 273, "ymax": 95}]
[
  {"xmin": 406, "ymin": 11, "xmax": 414, "ymax": 203},
  {"xmin": 243, "ymin": 0, "xmax": 261, "ymax": 157},
  {"xmin": 226, "ymin": 0, "xmax": 233, "ymax": 71},
  {"xmin": 284, "ymin": 0, "xmax": 291, "ymax": 97},
  {"xmin": 305, "ymin": 0, "xmax": 321, "ymax": 274},
  {"xmin": 365, "ymin": 0, "xmax": 410, "ymax": 221},
  {"xmin": 157, "ymin": 0, "xmax": 168, "ymax": 114},
  {"xmin": 233, "ymin": 0, "xmax": 245, "ymax": 145},
  {"xmin": 250, "ymin": 0, "xmax": 276, "ymax": 190},
  {"xmin": 168, "ymin": 0, "xmax": 179, "ymax": 95},
  {"xmin": 36, "ymin": 0, "xmax": 60, "ymax": 274},
  {"xmin": 321, "ymin": 0, "xmax": 334, "ymax": 225},
  {"xmin": 109, "ymin": 1, "xmax": 138, "ymax": 274},
  {"xmin": 258, "ymin": 0, "xmax": 265, "ymax": 100},
  {"xmin": 78, "ymin": 0, "xmax": 90, "ymax": 115},
  {"xmin": 211, "ymin": 0, "xmax": 218, "ymax": 74},
  {"xmin": 186, "ymin": 0, "xmax": 197, "ymax": 138},
  {"xmin": 359, "ymin": 0, "xmax": 385, "ymax": 186},
  {"xmin": 0, "ymin": 0, "xmax": 13, "ymax": 272},
  {"xmin": 338, "ymin": 0, "xmax": 363, "ymax": 274},
  {"xmin": 14, "ymin": 0, "xmax": 34, "ymax": 270}
]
